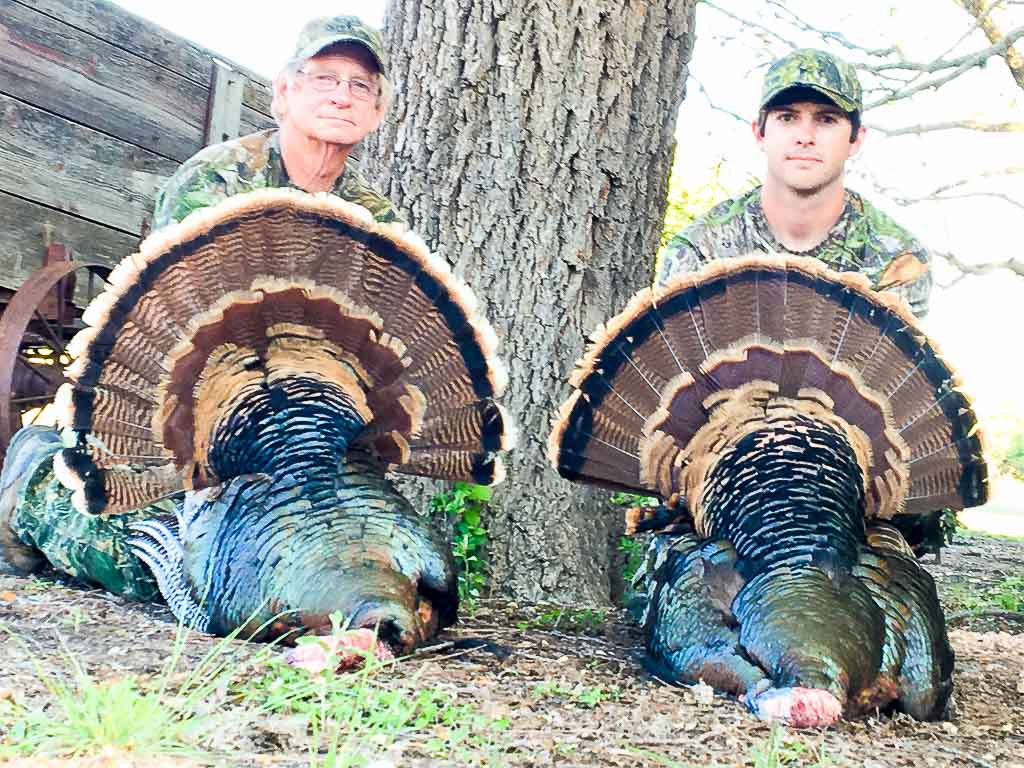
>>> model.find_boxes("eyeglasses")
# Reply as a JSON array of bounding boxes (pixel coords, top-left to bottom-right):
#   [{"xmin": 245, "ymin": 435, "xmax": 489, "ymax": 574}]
[{"xmin": 297, "ymin": 70, "xmax": 378, "ymax": 101}]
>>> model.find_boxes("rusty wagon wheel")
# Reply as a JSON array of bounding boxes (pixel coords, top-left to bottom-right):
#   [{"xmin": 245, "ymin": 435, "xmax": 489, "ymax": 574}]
[{"xmin": 0, "ymin": 260, "xmax": 111, "ymax": 461}]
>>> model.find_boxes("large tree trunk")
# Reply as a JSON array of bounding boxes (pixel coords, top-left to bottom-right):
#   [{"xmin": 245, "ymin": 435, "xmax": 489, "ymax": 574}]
[{"xmin": 365, "ymin": 0, "xmax": 698, "ymax": 604}]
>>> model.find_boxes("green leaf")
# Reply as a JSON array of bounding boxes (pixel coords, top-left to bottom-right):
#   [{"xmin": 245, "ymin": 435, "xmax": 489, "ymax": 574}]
[{"xmin": 458, "ymin": 483, "xmax": 492, "ymax": 502}]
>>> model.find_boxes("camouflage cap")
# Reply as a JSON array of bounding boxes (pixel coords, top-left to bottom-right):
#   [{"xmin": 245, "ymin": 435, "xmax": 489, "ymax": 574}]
[
  {"xmin": 760, "ymin": 49, "xmax": 862, "ymax": 113},
  {"xmin": 289, "ymin": 16, "xmax": 386, "ymax": 75}
]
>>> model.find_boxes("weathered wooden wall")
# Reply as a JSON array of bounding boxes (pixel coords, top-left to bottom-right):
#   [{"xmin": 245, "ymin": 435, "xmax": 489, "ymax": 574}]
[{"xmin": 0, "ymin": 0, "xmax": 276, "ymax": 294}]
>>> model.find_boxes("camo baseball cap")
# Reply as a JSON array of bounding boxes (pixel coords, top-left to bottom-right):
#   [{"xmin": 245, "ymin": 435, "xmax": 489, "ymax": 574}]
[
  {"xmin": 760, "ymin": 49, "xmax": 862, "ymax": 113},
  {"xmin": 289, "ymin": 16, "xmax": 386, "ymax": 75}
]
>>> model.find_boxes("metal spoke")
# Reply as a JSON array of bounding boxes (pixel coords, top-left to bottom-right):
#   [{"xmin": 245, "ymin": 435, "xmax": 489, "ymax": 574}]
[
  {"xmin": 15, "ymin": 354, "xmax": 57, "ymax": 387},
  {"xmin": 31, "ymin": 308, "xmax": 69, "ymax": 358}
]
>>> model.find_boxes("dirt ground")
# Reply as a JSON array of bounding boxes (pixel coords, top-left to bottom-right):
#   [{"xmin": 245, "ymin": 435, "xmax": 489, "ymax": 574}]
[{"xmin": 1, "ymin": 533, "xmax": 1023, "ymax": 768}]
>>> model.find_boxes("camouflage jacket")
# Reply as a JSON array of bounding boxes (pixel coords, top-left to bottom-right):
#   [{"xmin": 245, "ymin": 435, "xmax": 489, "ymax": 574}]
[
  {"xmin": 655, "ymin": 187, "xmax": 933, "ymax": 317},
  {"xmin": 9, "ymin": 458, "xmax": 163, "ymax": 601},
  {"xmin": 153, "ymin": 129, "xmax": 403, "ymax": 230}
]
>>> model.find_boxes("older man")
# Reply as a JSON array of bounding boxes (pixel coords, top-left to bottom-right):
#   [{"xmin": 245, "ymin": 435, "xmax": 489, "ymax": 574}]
[
  {"xmin": 0, "ymin": 16, "xmax": 402, "ymax": 599},
  {"xmin": 656, "ymin": 48, "xmax": 932, "ymax": 318},
  {"xmin": 153, "ymin": 15, "xmax": 401, "ymax": 229}
]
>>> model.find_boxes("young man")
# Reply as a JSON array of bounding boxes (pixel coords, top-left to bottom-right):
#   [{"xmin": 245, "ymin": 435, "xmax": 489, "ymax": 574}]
[
  {"xmin": 153, "ymin": 14, "xmax": 402, "ymax": 229},
  {"xmin": 653, "ymin": 49, "xmax": 946, "ymax": 557},
  {"xmin": 656, "ymin": 48, "xmax": 932, "ymax": 318}
]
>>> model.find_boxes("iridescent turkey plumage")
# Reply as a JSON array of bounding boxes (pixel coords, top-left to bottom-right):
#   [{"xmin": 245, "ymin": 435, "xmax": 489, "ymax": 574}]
[
  {"xmin": 8, "ymin": 190, "xmax": 513, "ymax": 653},
  {"xmin": 549, "ymin": 255, "xmax": 986, "ymax": 726}
]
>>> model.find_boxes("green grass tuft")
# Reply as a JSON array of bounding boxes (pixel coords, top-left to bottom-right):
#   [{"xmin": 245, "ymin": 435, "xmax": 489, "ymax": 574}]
[
  {"xmin": 750, "ymin": 723, "xmax": 833, "ymax": 767},
  {"xmin": 431, "ymin": 482, "xmax": 491, "ymax": 612},
  {"xmin": 1, "ymin": 612, "xmax": 509, "ymax": 766},
  {"xmin": 0, "ymin": 627, "xmax": 226, "ymax": 759},
  {"xmin": 241, "ymin": 642, "xmax": 508, "ymax": 766},
  {"xmin": 515, "ymin": 606, "xmax": 607, "ymax": 634},
  {"xmin": 945, "ymin": 574, "xmax": 1024, "ymax": 615},
  {"xmin": 530, "ymin": 680, "xmax": 620, "ymax": 708}
]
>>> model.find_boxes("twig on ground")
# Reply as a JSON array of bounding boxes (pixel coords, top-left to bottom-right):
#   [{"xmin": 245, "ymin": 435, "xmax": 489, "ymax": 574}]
[
  {"xmin": 410, "ymin": 640, "xmax": 455, "ymax": 656},
  {"xmin": 946, "ymin": 609, "xmax": 1024, "ymax": 624}
]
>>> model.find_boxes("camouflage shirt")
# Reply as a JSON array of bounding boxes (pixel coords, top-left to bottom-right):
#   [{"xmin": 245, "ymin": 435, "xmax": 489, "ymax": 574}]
[
  {"xmin": 9, "ymin": 456, "xmax": 163, "ymax": 601},
  {"xmin": 153, "ymin": 129, "xmax": 403, "ymax": 230},
  {"xmin": 655, "ymin": 186, "xmax": 933, "ymax": 317}
]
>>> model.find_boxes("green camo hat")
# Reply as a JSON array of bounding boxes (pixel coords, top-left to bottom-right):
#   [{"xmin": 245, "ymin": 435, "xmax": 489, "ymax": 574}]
[
  {"xmin": 760, "ymin": 49, "xmax": 862, "ymax": 113},
  {"xmin": 290, "ymin": 16, "xmax": 386, "ymax": 75}
]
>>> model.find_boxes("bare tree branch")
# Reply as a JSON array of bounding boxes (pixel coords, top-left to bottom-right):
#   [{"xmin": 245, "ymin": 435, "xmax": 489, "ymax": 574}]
[
  {"xmin": 935, "ymin": 272, "xmax": 970, "ymax": 289},
  {"xmin": 923, "ymin": 166, "xmax": 1024, "ymax": 196},
  {"xmin": 703, "ymin": 1, "xmax": 1024, "ymax": 107},
  {"xmin": 869, "ymin": 120, "xmax": 1024, "ymax": 136},
  {"xmin": 864, "ymin": 167, "xmax": 1024, "ymax": 206},
  {"xmin": 762, "ymin": 0, "xmax": 899, "ymax": 57},
  {"xmin": 754, "ymin": 0, "xmax": 1023, "ymax": 106},
  {"xmin": 701, "ymin": 1, "xmax": 799, "ymax": 51},
  {"xmin": 861, "ymin": 33, "xmax": 1024, "ymax": 75},
  {"xmin": 688, "ymin": 75, "xmax": 749, "ymax": 124},
  {"xmin": 955, "ymin": 0, "xmax": 1024, "ymax": 90},
  {"xmin": 937, "ymin": 0, "xmax": 1007, "ymax": 60},
  {"xmin": 934, "ymin": 249, "xmax": 1024, "ymax": 279},
  {"xmin": 865, "ymin": 26, "xmax": 1024, "ymax": 108},
  {"xmin": 936, "ymin": 192, "xmax": 1024, "ymax": 209},
  {"xmin": 896, "ymin": 191, "xmax": 1024, "ymax": 210}
]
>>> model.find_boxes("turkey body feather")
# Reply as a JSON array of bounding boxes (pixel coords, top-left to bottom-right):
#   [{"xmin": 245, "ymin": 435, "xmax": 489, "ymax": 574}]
[
  {"xmin": 549, "ymin": 254, "xmax": 985, "ymax": 726},
  {"xmin": 31, "ymin": 190, "xmax": 513, "ymax": 651}
]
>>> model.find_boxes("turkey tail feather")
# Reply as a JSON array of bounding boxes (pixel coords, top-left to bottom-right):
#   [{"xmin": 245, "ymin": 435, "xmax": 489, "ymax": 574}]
[
  {"xmin": 549, "ymin": 254, "xmax": 987, "ymax": 522},
  {"xmin": 56, "ymin": 190, "xmax": 512, "ymax": 513},
  {"xmin": 129, "ymin": 514, "xmax": 210, "ymax": 633}
]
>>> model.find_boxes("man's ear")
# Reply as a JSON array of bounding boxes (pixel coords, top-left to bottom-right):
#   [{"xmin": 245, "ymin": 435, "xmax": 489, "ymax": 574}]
[
  {"xmin": 271, "ymin": 72, "xmax": 291, "ymax": 122},
  {"xmin": 752, "ymin": 118, "xmax": 765, "ymax": 151},
  {"xmin": 849, "ymin": 125, "xmax": 867, "ymax": 158}
]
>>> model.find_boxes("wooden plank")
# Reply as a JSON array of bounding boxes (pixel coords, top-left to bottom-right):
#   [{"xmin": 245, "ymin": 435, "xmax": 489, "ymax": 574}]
[
  {"xmin": 2, "ymin": 0, "xmax": 207, "ymax": 161},
  {"xmin": 204, "ymin": 60, "xmax": 245, "ymax": 147},
  {"xmin": 240, "ymin": 105, "xmax": 276, "ymax": 137},
  {"xmin": 0, "ymin": 190, "xmax": 136, "ymax": 294},
  {"xmin": 17, "ymin": 0, "xmax": 275, "ymax": 118},
  {"xmin": 0, "ymin": 93, "xmax": 176, "ymax": 234}
]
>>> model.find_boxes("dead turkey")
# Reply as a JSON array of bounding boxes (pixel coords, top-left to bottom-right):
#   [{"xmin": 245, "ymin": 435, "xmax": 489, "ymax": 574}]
[
  {"xmin": 1, "ymin": 190, "xmax": 513, "ymax": 654},
  {"xmin": 548, "ymin": 255, "xmax": 987, "ymax": 727}
]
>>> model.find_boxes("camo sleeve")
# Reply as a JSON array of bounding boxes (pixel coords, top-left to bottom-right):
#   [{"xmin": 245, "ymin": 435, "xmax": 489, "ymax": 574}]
[
  {"xmin": 654, "ymin": 234, "xmax": 706, "ymax": 289},
  {"xmin": 856, "ymin": 197, "xmax": 934, "ymax": 319},
  {"xmin": 336, "ymin": 162, "xmax": 406, "ymax": 226},
  {"xmin": 10, "ymin": 461, "xmax": 163, "ymax": 601},
  {"xmin": 654, "ymin": 194, "xmax": 757, "ymax": 289},
  {"xmin": 885, "ymin": 249, "xmax": 932, "ymax": 319},
  {"xmin": 152, "ymin": 157, "xmax": 235, "ymax": 231}
]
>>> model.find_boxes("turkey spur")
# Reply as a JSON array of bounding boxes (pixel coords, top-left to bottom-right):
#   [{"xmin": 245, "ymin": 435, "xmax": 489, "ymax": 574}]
[
  {"xmin": 549, "ymin": 255, "xmax": 986, "ymax": 727},
  {"xmin": 0, "ymin": 190, "xmax": 513, "ymax": 654}
]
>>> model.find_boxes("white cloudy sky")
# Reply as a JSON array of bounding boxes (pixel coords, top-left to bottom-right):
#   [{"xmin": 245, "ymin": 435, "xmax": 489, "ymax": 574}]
[{"xmin": 111, "ymin": 0, "xmax": 1024, "ymax": 427}]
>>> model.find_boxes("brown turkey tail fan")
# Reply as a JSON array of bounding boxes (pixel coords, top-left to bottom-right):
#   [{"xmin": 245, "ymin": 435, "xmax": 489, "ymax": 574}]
[
  {"xmin": 548, "ymin": 254, "xmax": 987, "ymax": 528},
  {"xmin": 53, "ymin": 189, "xmax": 514, "ymax": 514}
]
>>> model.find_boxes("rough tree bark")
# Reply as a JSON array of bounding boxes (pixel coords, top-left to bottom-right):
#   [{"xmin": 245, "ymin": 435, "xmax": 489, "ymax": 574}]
[{"xmin": 364, "ymin": 1, "xmax": 698, "ymax": 604}]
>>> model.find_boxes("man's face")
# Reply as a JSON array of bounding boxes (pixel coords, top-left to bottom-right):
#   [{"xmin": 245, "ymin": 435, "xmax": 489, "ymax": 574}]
[
  {"xmin": 278, "ymin": 46, "xmax": 385, "ymax": 147},
  {"xmin": 753, "ymin": 100, "xmax": 865, "ymax": 196}
]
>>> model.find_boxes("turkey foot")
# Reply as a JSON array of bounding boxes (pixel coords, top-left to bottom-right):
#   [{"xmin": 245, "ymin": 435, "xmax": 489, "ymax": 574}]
[
  {"xmin": 745, "ymin": 686, "xmax": 843, "ymax": 728},
  {"xmin": 284, "ymin": 628, "xmax": 395, "ymax": 674}
]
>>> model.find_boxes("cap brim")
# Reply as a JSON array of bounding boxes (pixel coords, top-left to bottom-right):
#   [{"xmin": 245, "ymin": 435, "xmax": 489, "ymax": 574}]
[
  {"xmin": 761, "ymin": 83, "xmax": 858, "ymax": 113},
  {"xmin": 295, "ymin": 35, "xmax": 385, "ymax": 75}
]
